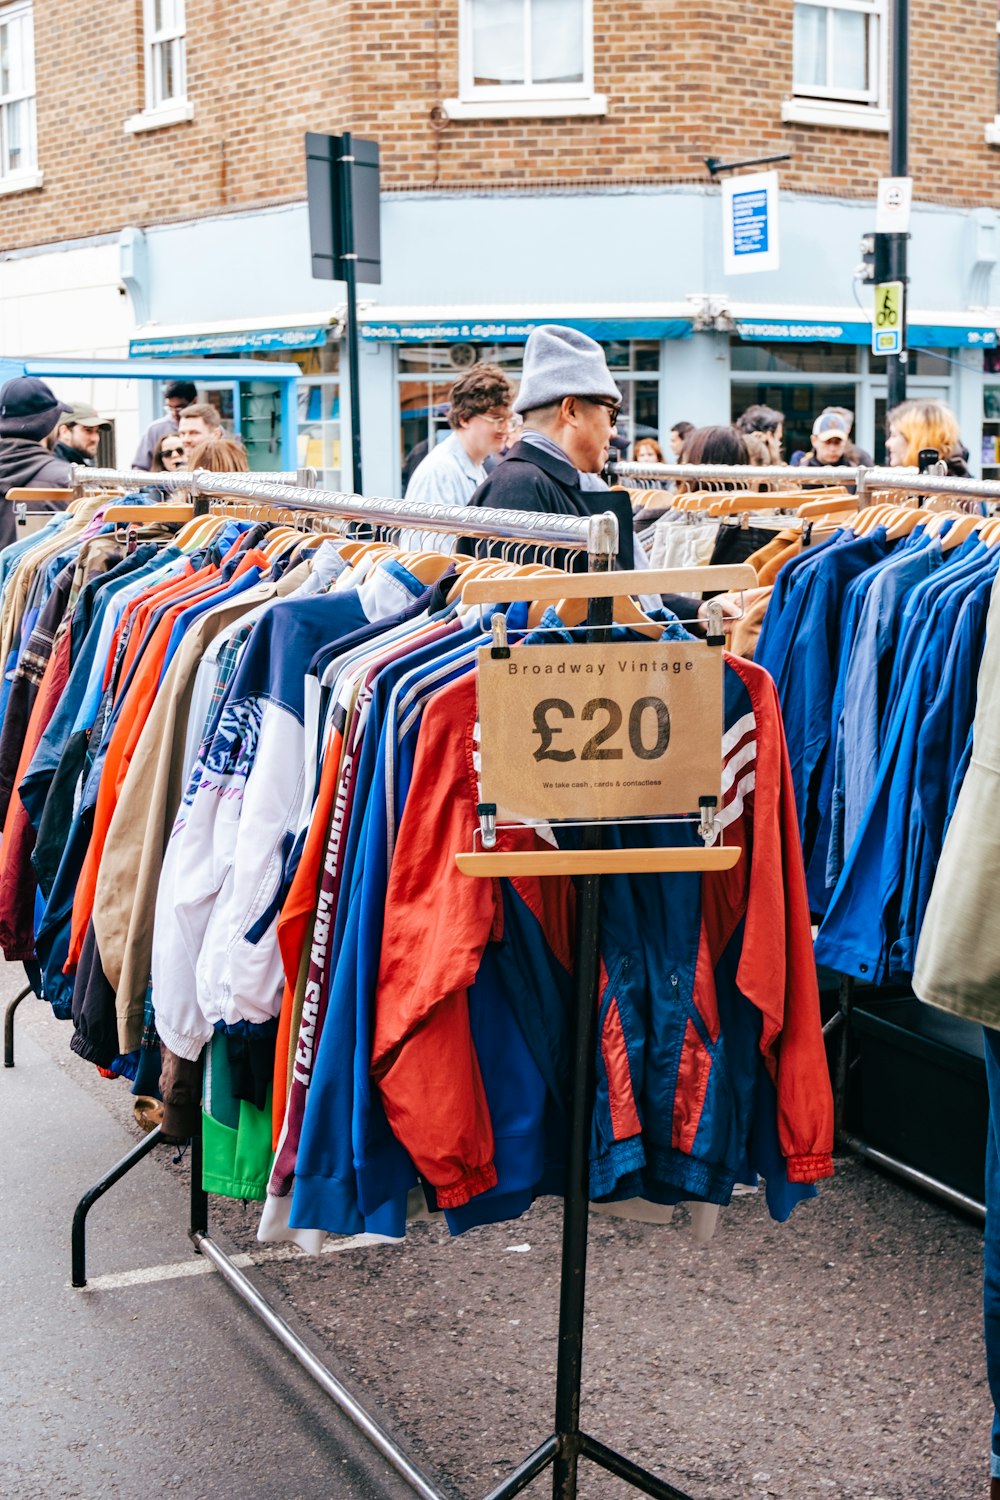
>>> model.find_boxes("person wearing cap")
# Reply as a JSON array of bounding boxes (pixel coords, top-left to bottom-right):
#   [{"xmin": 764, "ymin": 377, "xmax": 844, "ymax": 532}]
[
  {"xmin": 52, "ymin": 402, "xmax": 109, "ymax": 467},
  {"xmin": 466, "ymin": 324, "xmax": 635, "ymax": 568},
  {"xmin": 131, "ymin": 378, "xmax": 198, "ymax": 471},
  {"xmin": 792, "ymin": 409, "xmax": 873, "ymax": 471},
  {"xmin": 0, "ymin": 376, "xmax": 75, "ymax": 549}
]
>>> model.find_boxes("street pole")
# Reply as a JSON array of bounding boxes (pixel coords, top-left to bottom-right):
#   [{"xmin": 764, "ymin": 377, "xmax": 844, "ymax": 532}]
[
  {"xmin": 886, "ymin": 0, "xmax": 909, "ymax": 413},
  {"xmin": 339, "ymin": 129, "xmax": 363, "ymax": 493}
]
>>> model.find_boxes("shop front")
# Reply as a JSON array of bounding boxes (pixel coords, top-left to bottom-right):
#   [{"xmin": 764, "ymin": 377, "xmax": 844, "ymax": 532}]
[{"xmin": 726, "ymin": 309, "xmax": 997, "ymax": 467}]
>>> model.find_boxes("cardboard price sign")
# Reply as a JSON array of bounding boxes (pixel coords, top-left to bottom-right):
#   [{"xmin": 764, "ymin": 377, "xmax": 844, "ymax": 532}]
[{"xmin": 477, "ymin": 642, "xmax": 723, "ymax": 822}]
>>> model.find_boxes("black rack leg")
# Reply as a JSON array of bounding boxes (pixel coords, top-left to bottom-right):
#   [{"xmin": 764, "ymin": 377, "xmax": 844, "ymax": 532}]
[
  {"xmin": 188, "ymin": 1084, "xmax": 208, "ymax": 1240},
  {"xmin": 71, "ymin": 1127, "xmax": 162, "ymax": 1287},
  {"xmin": 3, "ymin": 983, "xmax": 31, "ymax": 1067},
  {"xmin": 552, "ymin": 869, "xmax": 602, "ymax": 1500},
  {"xmin": 833, "ymin": 974, "xmax": 855, "ymax": 1137}
]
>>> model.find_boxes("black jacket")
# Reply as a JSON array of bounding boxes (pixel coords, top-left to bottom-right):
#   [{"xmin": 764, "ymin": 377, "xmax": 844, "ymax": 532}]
[
  {"xmin": 52, "ymin": 441, "xmax": 94, "ymax": 466},
  {"xmin": 467, "ymin": 440, "xmax": 635, "ymax": 569},
  {"xmin": 0, "ymin": 440, "xmax": 72, "ymax": 548}
]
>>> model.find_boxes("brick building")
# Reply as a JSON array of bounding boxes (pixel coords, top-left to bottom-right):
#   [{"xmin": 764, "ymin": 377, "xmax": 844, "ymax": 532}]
[{"xmin": 0, "ymin": 0, "xmax": 998, "ymax": 483}]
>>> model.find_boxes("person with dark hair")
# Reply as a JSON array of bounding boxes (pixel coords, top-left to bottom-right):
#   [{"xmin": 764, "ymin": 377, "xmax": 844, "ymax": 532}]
[
  {"xmin": 678, "ymin": 424, "xmax": 749, "ymax": 480},
  {"xmin": 735, "ymin": 403, "xmax": 784, "ymax": 457},
  {"xmin": 151, "ymin": 431, "xmax": 187, "ymax": 472},
  {"xmin": 52, "ymin": 402, "xmax": 109, "ymax": 467},
  {"xmin": 131, "ymin": 379, "xmax": 199, "ymax": 470},
  {"xmin": 404, "ymin": 363, "xmax": 515, "ymax": 507},
  {"xmin": 668, "ymin": 420, "xmax": 694, "ymax": 458},
  {"xmin": 0, "ymin": 377, "xmax": 74, "ymax": 548}
]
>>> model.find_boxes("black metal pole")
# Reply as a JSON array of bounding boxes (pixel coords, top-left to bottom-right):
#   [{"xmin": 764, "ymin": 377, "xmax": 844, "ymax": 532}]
[
  {"xmin": 551, "ymin": 569, "xmax": 613, "ymax": 1500},
  {"xmin": 189, "ymin": 1077, "xmax": 209, "ymax": 1240},
  {"xmin": 887, "ymin": 0, "xmax": 909, "ymax": 412},
  {"xmin": 340, "ymin": 130, "xmax": 364, "ymax": 493},
  {"xmin": 3, "ymin": 983, "xmax": 31, "ymax": 1067},
  {"xmin": 71, "ymin": 1127, "xmax": 162, "ymax": 1287}
]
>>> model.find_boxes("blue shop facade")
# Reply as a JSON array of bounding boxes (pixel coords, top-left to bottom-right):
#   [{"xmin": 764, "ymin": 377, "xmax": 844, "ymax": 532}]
[{"xmin": 45, "ymin": 183, "xmax": 1000, "ymax": 490}]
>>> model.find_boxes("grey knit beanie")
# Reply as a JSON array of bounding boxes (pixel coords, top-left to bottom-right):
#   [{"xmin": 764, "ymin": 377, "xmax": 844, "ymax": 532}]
[{"xmin": 513, "ymin": 325, "xmax": 622, "ymax": 416}]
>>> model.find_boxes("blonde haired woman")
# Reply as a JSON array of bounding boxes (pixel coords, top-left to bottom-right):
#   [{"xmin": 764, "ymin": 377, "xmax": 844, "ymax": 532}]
[{"xmin": 886, "ymin": 399, "xmax": 970, "ymax": 477}]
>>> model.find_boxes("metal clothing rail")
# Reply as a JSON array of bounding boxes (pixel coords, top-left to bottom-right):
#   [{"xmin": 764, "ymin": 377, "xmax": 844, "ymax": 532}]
[
  {"xmin": 69, "ymin": 465, "xmax": 315, "ymax": 491},
  {"xmin": 610, "ymin": 460, "xmax": 1000, "ymax": 506},
  {"xmin": 65, "ymin": 485, "xmax": 646, "ymax": 1500},
  {"xmin": 190, "ymin": 471, "xmax": 619, "ymax": 555}
]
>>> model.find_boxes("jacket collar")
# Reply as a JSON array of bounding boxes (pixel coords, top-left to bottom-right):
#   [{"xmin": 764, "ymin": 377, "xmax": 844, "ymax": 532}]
[{"xmin": 503, "ymin": 437, "xmax": 580, "ymax": 488}]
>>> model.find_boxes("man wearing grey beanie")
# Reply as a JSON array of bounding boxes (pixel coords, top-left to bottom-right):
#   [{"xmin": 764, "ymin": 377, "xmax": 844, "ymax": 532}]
[{"xmin": 467, "ymin": 325, "xmax": 635, "ymax": 569}]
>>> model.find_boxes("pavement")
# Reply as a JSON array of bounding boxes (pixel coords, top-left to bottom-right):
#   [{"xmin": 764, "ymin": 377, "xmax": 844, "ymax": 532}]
[{"xmin": 0, "ymin": 958, "xmax": 993, "ymax": 1500}]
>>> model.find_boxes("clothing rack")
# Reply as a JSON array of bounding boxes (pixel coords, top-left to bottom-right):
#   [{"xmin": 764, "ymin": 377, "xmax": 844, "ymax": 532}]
[
  {"xmin": 609, "ymin": 461, "xmax": 1000, "ymax": 508},
  {"xmin": 67, "ymin": 477, "xmax": 719, "ymax": 1500},
  {"xmin": 620, "ymin": 461, "xmax": 1000, "ymax": 1224}
]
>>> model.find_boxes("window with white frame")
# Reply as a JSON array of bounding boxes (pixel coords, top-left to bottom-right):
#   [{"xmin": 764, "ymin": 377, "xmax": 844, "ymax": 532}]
[
  {"xmin": 453, "ymin": 0, "xmax": 602, "ymax": 114},
  {"xmin": 0, "ymin": 1, "xmax": 36, "ymax": 181},
  {"xmin": 792, "ymin": 0, "xmax": 884, "ymax": 105},
  {"xmin": 143, "ymin": 0, "xmax": 186, "ymax": 113}
]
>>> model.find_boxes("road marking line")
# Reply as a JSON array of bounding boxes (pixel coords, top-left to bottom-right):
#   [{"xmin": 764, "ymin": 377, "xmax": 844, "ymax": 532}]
[{"xmin": 76, "ymin": 1232, "xmax": 397, "ymax": 1291}]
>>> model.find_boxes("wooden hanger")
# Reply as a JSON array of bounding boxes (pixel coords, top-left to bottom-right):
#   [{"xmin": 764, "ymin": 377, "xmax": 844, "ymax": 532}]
[
  {"xmin": 462, "ymin": 564, "xmax": 757, "ymax": 609},
  {"xmin": 797, "ymin": 493, "xmax": 859, "ymax": 519},
  {"xmin": 102, "ymin": 502, "xmax": 195, "ymax": 523},
  {"xmin": 6, "ymin": 486, "xmax": 74, "ymax": 504}
]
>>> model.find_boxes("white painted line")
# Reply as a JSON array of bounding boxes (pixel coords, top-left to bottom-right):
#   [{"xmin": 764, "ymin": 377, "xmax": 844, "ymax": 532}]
[{"xmin": 75, "ymin": 1231, "xmax": 400, "ymax": 1292}]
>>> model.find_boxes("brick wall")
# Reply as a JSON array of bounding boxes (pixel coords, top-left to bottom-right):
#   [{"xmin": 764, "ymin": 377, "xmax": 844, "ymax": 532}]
[{"xmin": 4, "ymin": 0, "xmax": 998, "ymax": 254}]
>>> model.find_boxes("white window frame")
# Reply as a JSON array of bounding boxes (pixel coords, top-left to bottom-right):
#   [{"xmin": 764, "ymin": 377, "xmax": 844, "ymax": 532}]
[
  {"xmin": 985, "ymin": 16, "xmax": 1000, "ymax": 144},
  {"xmin": 445, "ymin": 0, "xmax": 606, "ymax": 120},
  {"xmin": 0, "ymin": 1, "xmax": 40, "ymax": 191},
  {"xmin": 124, "ymin": 0, "xmax": 194, "ymax": 135},
  {"xmin": 783, "ymin": 0, "xmax": 889, "ymax": 132}
]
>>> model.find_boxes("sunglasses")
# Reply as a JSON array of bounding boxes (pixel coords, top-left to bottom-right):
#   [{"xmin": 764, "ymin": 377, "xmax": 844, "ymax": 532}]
[
  {"xmin": 161, "ymin": 448, "xmax": 185, "ymax": 460},
  {"xmin": 583, "ymin": 397, "xmax": 622, "ymax": 426}
]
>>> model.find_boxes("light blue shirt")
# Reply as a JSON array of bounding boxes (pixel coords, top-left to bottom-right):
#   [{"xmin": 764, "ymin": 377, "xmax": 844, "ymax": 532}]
[{"xmin": 403, "ymin": 432, "xmax": 485, "ymax": 508}]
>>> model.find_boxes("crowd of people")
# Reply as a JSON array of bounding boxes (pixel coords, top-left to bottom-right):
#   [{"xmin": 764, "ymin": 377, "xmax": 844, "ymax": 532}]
[{"xmin": 402, "ymin": 367, "xmax": 974, "ymax": 508}]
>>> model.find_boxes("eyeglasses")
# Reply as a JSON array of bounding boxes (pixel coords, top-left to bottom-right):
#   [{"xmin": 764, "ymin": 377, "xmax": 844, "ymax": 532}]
[
  {"xmin": 479, "ymin": 412, "xmax": 518, "ymax": 431},
  {"xmin": 584, "ymin": 398, "xmax": 622, "ymax": 426}
]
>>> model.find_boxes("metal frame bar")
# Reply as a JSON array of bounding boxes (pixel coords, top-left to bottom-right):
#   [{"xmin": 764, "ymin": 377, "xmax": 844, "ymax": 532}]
[
  {"xmin": 3, "ymin": 982, "xmax": 30, "ymax": 1068},
  {"xmin": 69, "ymin": 466, "xmax": 307, "ymax": 491},
  {"xmin": 71, "ymin": 1127, "xmax": 163, "ymax": 1287}
]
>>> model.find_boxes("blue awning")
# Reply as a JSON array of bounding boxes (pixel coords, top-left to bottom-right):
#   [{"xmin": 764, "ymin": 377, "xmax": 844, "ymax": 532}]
[
  {"xmin": 734, "ymin": 316, "xmax": 996, "ymax": 349},
  {"xmin": 130, "ymin": 325, "xmax": 329, "ymax": 357},
  {"xmin": 361, "ymin": 317, "xmax": 693, "ymax": 344}
]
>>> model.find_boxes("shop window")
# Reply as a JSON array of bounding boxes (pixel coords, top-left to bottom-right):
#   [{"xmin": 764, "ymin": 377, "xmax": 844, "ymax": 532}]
[
  {"xmin": 783, "ymin": 0, "xmax": 887, "ymax": 130},
  {"xmin": 125, "ymin": 0, "xmax": 192, "ymax": 133},
  {"xmin": 445, "ymin": 0, "xmax": 606, "ymax": 119},
  {"xmin": 730, "ymin": 339, "xmax": 858, "ymax": 375},
  {"xmin": 731, "ymin": 380, "xmax": 862, "ymax": 466},
  {"xmin": 0, "ymin": 1, "xmax": 38, "ymax": 188},
  {"xmin": 256, "ymin": 343, "xmax": 341, "ymax": 487},
  {"xmin": 985, "ymin": 9, "xmax": 1000, "ymax": 144}
]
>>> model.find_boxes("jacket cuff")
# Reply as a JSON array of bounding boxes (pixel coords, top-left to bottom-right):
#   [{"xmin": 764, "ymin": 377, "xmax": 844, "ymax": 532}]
[
  {"xmin": 434, "ymin": 1162, "xmax": 498, "ymax": 1209},
  {"xmin": 786, "ymin": 1152, "xmax": 834, "ymax": 1183},
  {"xmin": 159, "ymin": 1044, "xmax": 203, "ymax": 1142}
]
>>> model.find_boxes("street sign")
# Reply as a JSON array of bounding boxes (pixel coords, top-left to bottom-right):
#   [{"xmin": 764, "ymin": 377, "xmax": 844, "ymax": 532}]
[
  {"xmin": 722, "ymin": 170, "xmax": 780, "ymax": 276},
  {"xmin": 876, "ymin": 176, "xmax": 913, "ymax": 234},
  {"xmin": 873, "ymin": 280, "xmax": 904, "ymax": 356}
]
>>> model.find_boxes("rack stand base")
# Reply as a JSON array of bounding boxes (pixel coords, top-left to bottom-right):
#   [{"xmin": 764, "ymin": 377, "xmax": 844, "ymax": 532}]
[
  {"xmin": 71, "ymin": 1126, "xmax": 163, "ymax": 1287},
  {"xmin": 3, "ymin": 982, "xmax": 30, "ymax": 1067}
]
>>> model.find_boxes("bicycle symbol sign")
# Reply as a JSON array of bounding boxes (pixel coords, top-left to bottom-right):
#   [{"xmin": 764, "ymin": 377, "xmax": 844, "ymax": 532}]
[{"xmin": 873, "ymin": 280, "xmax": 903, "ymax": 355}]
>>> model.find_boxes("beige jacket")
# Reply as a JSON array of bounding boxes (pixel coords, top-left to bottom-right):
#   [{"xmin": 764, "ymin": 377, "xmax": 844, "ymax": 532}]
[{"xmin": 912, "ymin": 567, "xmax": 1000, "ymax": 1028}]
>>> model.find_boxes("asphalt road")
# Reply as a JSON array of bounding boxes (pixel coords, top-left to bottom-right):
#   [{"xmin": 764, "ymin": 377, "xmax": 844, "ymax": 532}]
[{"xmin": 1, "ymin": 962, "xmax": 992, "ymax": 1499}]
